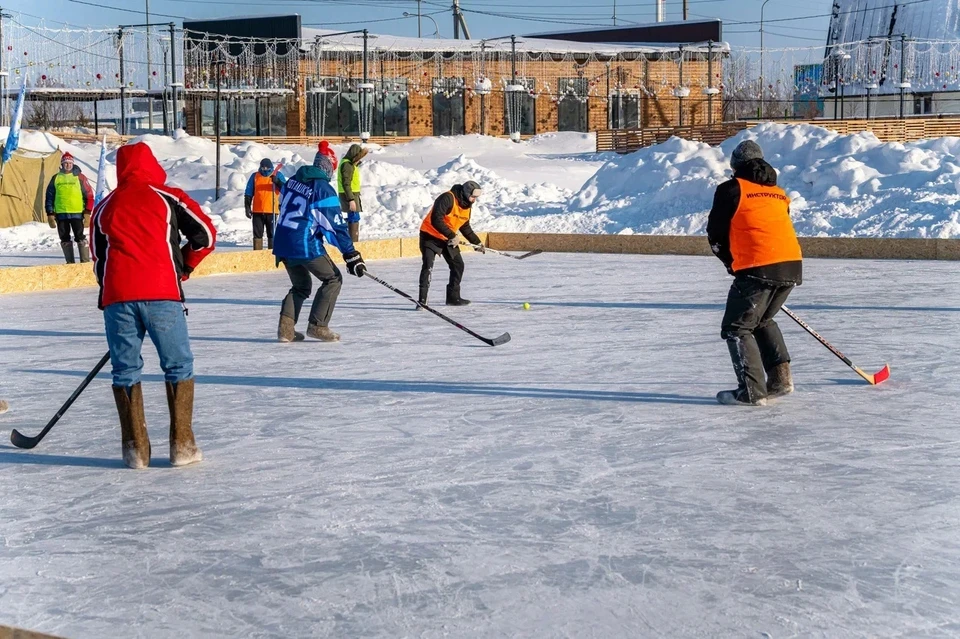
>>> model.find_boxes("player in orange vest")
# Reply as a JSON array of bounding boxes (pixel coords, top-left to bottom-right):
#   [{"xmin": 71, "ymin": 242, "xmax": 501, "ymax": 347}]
[
  {"xmin": 244, "ymin": 158, "xmax": 287, "ymax": 250},
  {"xmin": 418, "ymin": 181, "xmax": 485, "ymax": 307},
  {"xmin": 707, "ymin": 140, "xmax": 803, "ymax": 406}
]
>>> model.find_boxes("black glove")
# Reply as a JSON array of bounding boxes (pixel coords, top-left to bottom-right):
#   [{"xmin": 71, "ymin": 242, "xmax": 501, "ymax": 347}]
[
  {"xmin": 725, "ymin": 264, "xmax": 735, "ymax": 276},
  {"xmin": 344, "ymin": 250, "xmax": 366, "ymax": 278},
  {"xmin": 474, "ymin": 241, "xmax": 486, "ymax": 254},
  {"xmin": 245, "ymin": 206, "xmax": 252, "ymax": 219}
]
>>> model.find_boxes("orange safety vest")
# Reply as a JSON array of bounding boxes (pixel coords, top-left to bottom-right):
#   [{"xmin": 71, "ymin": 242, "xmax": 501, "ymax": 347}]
[
  {"xmin": 729, "ymin": 178, "xmax": 802, "ymax": 271},
  {"xmin": 251, "ymin": 173, "xmax": 280, "ymax": 214},
  {"xmin": 420, "ymin": 191, "xmax": 471, "ymax": 240}
]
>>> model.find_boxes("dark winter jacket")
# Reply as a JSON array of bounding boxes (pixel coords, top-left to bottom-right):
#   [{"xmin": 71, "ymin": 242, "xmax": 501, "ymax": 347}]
[
  {"xmin": 422, "ymin": 184, "xmax": 482, "ymax": 244},
  {"xmin": 45, "ymin": 166, "xmax": 94, "ymax": 217},
  {"xmin": 91, "ymin": 143, "xmax": 217, "ymax": 309},
  {"xmin": 706, "ymin": 158, "xmax": 802, "ymax": 285}
]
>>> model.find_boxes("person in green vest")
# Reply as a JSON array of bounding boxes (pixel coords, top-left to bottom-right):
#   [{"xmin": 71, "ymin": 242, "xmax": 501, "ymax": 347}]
[
  {"xmin": 45, "ymin": 152, "xmax": 94, "ymax": 264},
  {"xmin": 337, "ymin": 143, "xmax": 368, "ymax": 242}
]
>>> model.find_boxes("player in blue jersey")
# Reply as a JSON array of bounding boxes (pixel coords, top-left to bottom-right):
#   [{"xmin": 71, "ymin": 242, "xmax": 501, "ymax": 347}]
[{"xmin": 272, "ymin": 149, "xmax": 366, "ymax": 342}]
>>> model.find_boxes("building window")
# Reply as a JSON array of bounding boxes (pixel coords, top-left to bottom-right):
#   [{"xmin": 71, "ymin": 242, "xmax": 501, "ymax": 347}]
[
  {"xmin": 375, "ymin": 78, "xmax": 409, "ymax": 136},
  {"xmin": 609, "ymin": 92, "xmax": 640, "ymax": 129},
  {"xmin": 200, "ymin": 96, "xmax": 286, "ymax": 136},
  {"xmin": 433, "ymin": 78, "xmax": 465, "ymax": 136},
  {"xmin": 913, "ymin": 93, "xmax": 933, "ymax": 115},
  {"xmin": 504, "ymin": 78, "xmax": 536, "ymax": 136},
  {"xmin": 557, "ymin": 77, "xmax": 589, "ymax": 132}
]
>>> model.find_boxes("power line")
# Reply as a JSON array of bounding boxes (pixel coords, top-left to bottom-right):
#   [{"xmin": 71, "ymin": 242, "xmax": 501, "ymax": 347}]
[
  {"xmin": 69, "ymin": 0, "xmax": 191, "ymax": 20},
  {"xmin": 704, "ymin": 0, "xmax": 932, "ymax": 26}
]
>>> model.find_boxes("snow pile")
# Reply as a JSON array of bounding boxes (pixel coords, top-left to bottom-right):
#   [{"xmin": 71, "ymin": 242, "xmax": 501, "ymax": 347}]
[
  {"xmin": 574, "ymin": 123, "xmax": 960, "ymax": 238},
  {"xmin": 3, "ymin": 124, "xmax": 960, "ymax": 254}
]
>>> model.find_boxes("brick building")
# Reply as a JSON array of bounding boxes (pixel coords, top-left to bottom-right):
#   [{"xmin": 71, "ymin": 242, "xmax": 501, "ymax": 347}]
[{"xmin": 181, "ymin": 17, "xmax": 726, "ymax": 138}]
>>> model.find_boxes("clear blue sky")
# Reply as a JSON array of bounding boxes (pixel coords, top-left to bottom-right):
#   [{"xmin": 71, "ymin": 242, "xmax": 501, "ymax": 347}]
[{"xmin": 4, "ymin": 0, "xmax": 834, "ymax": 50}]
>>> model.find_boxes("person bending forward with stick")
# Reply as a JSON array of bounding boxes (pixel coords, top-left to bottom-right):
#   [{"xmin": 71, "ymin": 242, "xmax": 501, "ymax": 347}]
[
  {"xmin": 418, "ymin": 181, "xmax": 484, "ymax": 307},
  {"xmin": 91, "ymin": 142, "xmax": 217, "ymax": 468},
  {"xmin": 707, "ymin": 140, "xmax": 802, "ymax": 407},
  {"xmin": 272, "ymin": 148, "xmax": 366, "ymax": 343}
]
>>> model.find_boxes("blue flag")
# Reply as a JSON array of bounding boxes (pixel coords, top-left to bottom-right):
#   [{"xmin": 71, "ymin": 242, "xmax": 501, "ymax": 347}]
[
  {"xmin": 2, "ymin": 81, "xmax": 26, "ymax": 165},
  {"xmin": 94, "ymin": 135, "xmax": 107, "ymax": 205}
]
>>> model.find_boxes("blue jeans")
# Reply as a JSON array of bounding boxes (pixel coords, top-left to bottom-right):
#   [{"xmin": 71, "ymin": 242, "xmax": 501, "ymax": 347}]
[{"xmin": 103, "ymin": 301, "xmax": 194, "ymax": 387}]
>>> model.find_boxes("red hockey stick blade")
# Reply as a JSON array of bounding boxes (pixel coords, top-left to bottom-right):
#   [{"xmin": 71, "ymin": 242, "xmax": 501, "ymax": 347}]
[
  {"xmin": 854, "ymin": 363, "xmax": 891, "ymax": 385},
  {"xmin": 870, "ymin": 364, "xmax": 891, "ymax": 385}
]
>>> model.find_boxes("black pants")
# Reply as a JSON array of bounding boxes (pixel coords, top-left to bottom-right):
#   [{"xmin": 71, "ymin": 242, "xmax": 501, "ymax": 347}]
[
  {"xmin": 251, "ymin": 213, "xmax": 275, "ymax": 241},
  {"xmin": 418, "ymin": 231, "xmax": 464, "ymax": 303},
  {"xmin": 720, "ymin": 276, "xmax": 794, "ymax": 402},
  {"xmin": 56, "ymin": 217, "xmax": 86, "ymax": 243},
  {"xmin": 280, "ymin": 255, "xmax": 343, "ymax": 328}
]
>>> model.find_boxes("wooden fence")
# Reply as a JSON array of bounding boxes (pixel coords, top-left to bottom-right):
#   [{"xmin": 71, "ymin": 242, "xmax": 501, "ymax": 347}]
[{"xmin": 596, "ymin": 116, "xmax": 960, "ymax": 153}]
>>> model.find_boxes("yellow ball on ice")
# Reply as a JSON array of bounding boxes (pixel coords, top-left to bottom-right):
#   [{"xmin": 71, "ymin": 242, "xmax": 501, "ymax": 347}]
[{"xmin": 522, "ymin": 302, "xmax": 531, "ymax": 310}]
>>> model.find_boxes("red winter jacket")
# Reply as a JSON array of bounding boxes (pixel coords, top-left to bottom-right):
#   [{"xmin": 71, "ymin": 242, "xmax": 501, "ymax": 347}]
[{"xmin": 90, "ymin": 143, "xmax": 216, "ymax": 309}]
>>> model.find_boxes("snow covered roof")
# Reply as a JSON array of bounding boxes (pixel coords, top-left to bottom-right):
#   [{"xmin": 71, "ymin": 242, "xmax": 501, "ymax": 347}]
[
  {"xmin": 827, "ymin": 0, "xmax": 960, "ymax": 44},
  {"xmin": 301, "ymin": 28, "xmax": 724, "ymax": 55}
]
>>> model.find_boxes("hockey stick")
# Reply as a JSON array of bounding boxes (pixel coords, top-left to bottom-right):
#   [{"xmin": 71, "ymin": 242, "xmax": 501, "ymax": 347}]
[
  {"xmin": 459, "ymin": 241, "xmax": 543, "ymax": 260},
  {"xmin": 780, "ymin": 305, "xmax": 890, "ymax": 385},
  {"xmin": 10, "ymin": 351, "xmax": 111, "ymax": 449},
  {"xmin": 363, "ymin": 272, "xmax": 511, "ymax": 346}
]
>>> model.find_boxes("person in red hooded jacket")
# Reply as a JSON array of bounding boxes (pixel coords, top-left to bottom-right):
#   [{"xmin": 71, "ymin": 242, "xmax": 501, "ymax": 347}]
[{"xmin": 90, "ymin": 142, "xmax": 217, "ymax": 469}]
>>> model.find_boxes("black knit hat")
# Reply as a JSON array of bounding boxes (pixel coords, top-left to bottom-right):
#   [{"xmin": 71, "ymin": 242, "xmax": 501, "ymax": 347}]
[
  {"xmin": 259, "ymin": 158, "xmax": 274, "ymax": 171},
  {"xmin": 730, "ymin": 140, "xmax": 763, "ymax": 171}
]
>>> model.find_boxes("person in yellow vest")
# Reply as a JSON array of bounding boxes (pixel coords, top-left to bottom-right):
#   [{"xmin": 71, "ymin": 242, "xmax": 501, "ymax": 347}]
[
  {"xmin": 707, "ymin": 140, "xmax": 803, "ymax": 407},
  {"xmin": 418, "ymin": 181, "xmax": 485, "ymax": 307},
  {"xmin": 244, "ymin": 158, "xmax": 287, "ymax": 250},
  {"xmin": 337, "ymin": 143, "xmax": 368, "ymax": 242},
  {"xmin": 44, "ymin": 152, "xmax": 94, "ymax": 264}
]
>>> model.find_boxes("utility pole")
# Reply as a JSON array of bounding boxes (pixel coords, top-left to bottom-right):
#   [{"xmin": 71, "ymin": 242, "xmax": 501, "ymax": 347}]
[
  {"xmin": 146, "ymin": 0, "xmax": 153, "ymax": 131},
  {"xmin": 161, "ymin": 46, "xmax": 169, "ymax": 134},
  {"xmin": 452, "ymin": 0, "xmax": 471, "ymax": 39},
  {"xmin": 213, "ymin": 58, "xmax": 225, "ymax": 200},
  {"xmin": 118, "ymin": 28, "xmax": 126, "ymax": 135},
  {"xmin": 899, "ymin": 34, "xmax": 907, "ymax": 119},
  {"xmin": 169, "ymin": 23, "xmax": 179, "ymax": 133},
  {"xmin": 417, "ymin": 0, "xmax": 422, "ymax": 38},
  {"xmin": 683, "ymin": 0, "xmax": 688, "ymax": 20},
  {"xmin": 613, "ymin": 0, "xmax": 617, "ymax": 26}
]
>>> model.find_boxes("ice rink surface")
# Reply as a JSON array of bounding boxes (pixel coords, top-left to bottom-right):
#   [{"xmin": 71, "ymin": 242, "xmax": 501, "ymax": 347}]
[{"xmin": 1, "ymin": 253, "xmax": 958, "ymax": 638}]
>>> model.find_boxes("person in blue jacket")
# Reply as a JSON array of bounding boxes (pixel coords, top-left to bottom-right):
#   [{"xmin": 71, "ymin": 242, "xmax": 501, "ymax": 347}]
[{"xmin": 272, "ymin": 148, "xmax": 366, "ymax": 343}]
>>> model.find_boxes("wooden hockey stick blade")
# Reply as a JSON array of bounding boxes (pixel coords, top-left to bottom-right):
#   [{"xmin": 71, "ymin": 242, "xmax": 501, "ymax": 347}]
[
  {"xmin": 854, "ymin": 363, "xmax": 891, "ymax": 385},
  {"xmin": 516, "ymin": 249, "xmax": 543, "ymax": 260}
]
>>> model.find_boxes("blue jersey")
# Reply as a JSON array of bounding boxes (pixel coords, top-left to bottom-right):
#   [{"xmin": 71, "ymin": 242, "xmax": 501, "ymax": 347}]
[{"xmin": 272, "ymin": 167, "xmax": 356, "ymax": 261}]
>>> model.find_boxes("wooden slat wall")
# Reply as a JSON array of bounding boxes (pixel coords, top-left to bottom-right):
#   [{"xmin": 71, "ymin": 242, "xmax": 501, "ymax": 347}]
[
  {"xmin": 55, "ymin": 133, "xmax": 536, "ymax": 147},
  {"xmin": 596, "ymin": 117, "xmax": 960, "ymax": 153}
]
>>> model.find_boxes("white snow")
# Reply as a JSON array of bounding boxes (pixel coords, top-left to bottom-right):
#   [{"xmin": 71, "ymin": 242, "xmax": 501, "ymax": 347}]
[
  {"xmin": 3, "ymin": 123, "xmax": 960, "ymax": 259},
  {"xmin": 1, "ymin": 253, "xmax": 958, "ymax": 637}
]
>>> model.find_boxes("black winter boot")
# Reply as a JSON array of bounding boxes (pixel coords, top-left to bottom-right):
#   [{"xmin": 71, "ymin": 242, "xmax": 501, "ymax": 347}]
[
  {"xmin": 60, "ymin": 241, "xmax": 76, "ymax": 264},
  {"xmin": 446, "ymin": 284, "xmax": 470, "ymax": 306},
  {"xmin": 77, "ymin": 240, "xmax": 91, "ymax": 263},
  {"xmin": 717, "ymin": 335, "xmax": 767, "ymax": 406}
]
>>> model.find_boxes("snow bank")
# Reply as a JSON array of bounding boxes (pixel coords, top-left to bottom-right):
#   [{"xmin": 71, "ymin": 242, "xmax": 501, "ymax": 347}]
[
  {"xmin": 3, "ymin": 124, "xmax": 960, "ymax": 254},
  {"xmin": 574, "ymin": 123, "xmax": 960, "ymax": 238}
]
